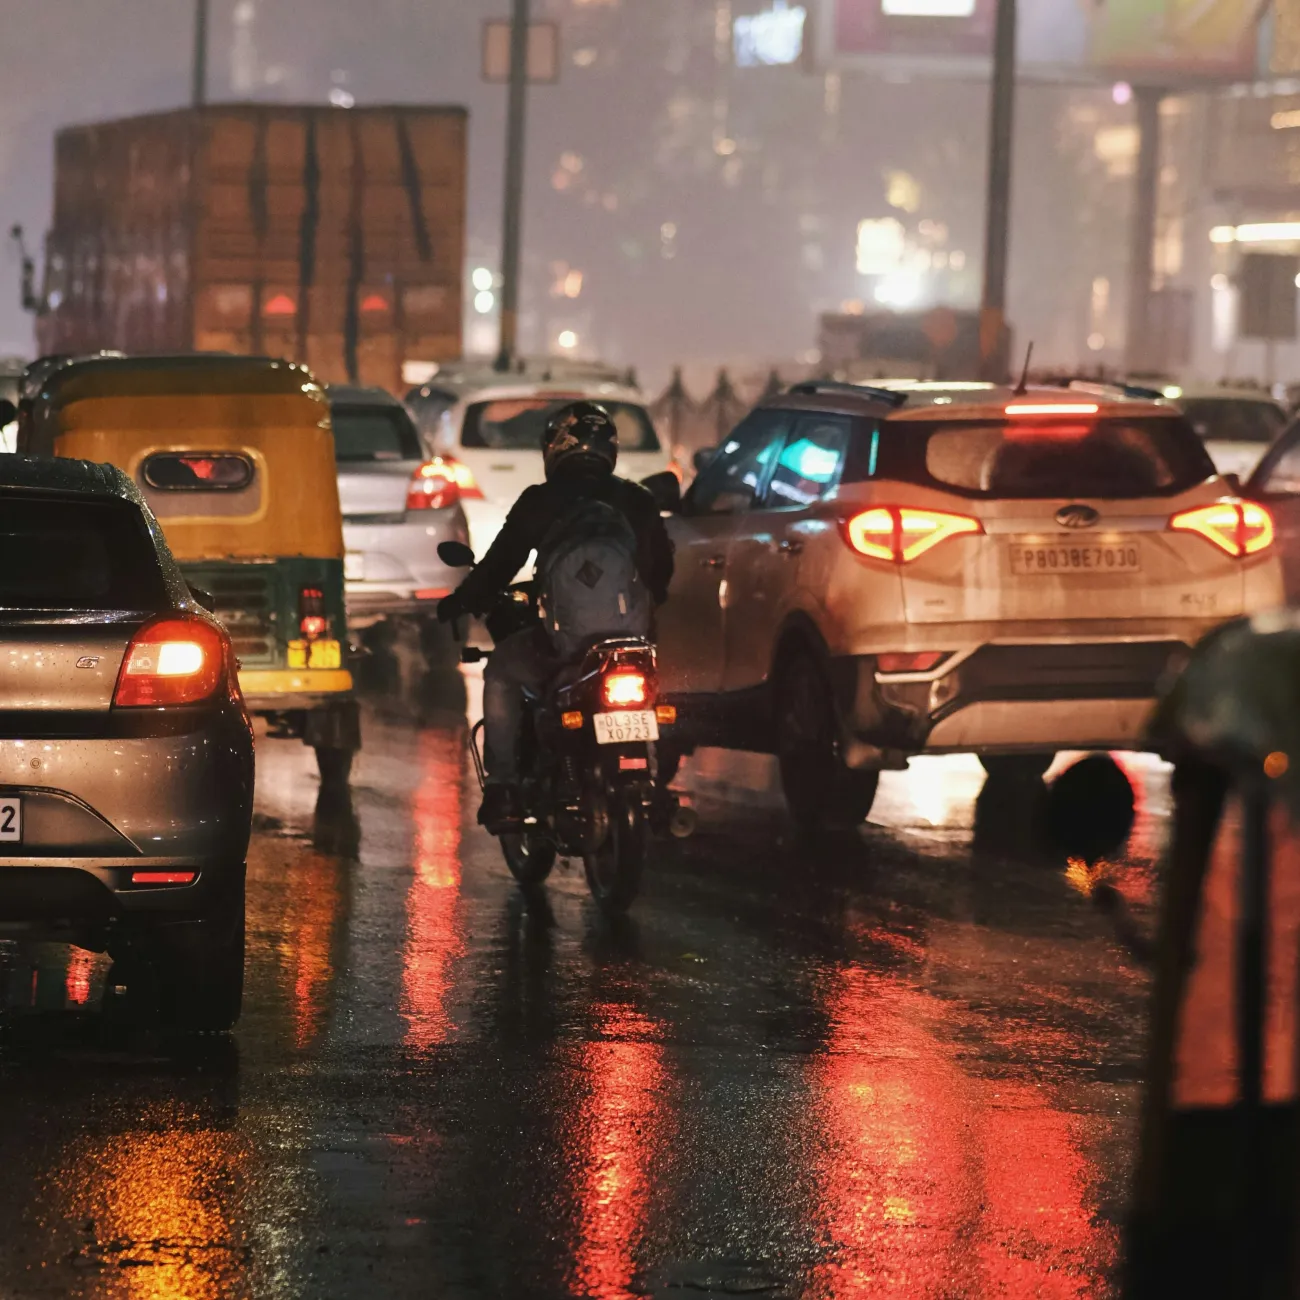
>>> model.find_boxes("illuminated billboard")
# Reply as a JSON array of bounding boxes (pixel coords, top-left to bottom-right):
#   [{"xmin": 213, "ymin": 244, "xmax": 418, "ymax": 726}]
[
  {"xmin": 829, "ymin": 0, "xmax": 996, "ymax": 62},
  {"xmin": 1088, "ymin": 0, "xmax": 1264, "ymax": 77},
  {"xmin": 734, "ymin": 1, "xmax": 809, "ymax": 67}
]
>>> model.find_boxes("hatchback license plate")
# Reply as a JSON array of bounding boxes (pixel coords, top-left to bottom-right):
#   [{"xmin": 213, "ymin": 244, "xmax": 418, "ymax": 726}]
[
  {"xmin": 1010, "ymin": 543, "xmax": 1141, "ymax": 575},
  {"xmin": 594, "ymin": 711, "xmax": 659, "ymax": 745},
  {"xmin": 0, "ymin": 797, "xmax": 20, "ymax": 843}
]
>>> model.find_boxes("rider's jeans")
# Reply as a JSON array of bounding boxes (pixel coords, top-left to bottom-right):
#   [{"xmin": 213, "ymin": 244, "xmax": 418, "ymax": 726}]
[{"xmin": 482, "ymin": 626, "xmax": 557, "ymax": 783}]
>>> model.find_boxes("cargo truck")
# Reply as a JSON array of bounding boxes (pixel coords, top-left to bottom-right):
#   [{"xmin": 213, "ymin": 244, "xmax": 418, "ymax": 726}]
[{"xmin": 26, "ymin": 104, "xmax": 466, "ymax": 393}]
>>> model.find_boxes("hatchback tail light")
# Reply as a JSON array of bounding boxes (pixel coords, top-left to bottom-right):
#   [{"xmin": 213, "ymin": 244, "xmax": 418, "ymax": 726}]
[
  {"xmin": 113, "ymin": 616, "xmax": 228, "ymax": 707},
  {"xmin": 406, "ymin": 460, "xmax": 460, "ymax": 511},
  {"xmin": 1169, "ymin": 501, "xmax": 1274, "ymax": 558},
  {"xmin": 299, "ymin": 586, "xmax": 328, "ymax": 640},
  {"xmin": 603, "ymin": 669, "xmax": 650, "ymax": 709},
  {"xmin": 843, "ymin": 506, "xmax": 982, "ymax": 564}
]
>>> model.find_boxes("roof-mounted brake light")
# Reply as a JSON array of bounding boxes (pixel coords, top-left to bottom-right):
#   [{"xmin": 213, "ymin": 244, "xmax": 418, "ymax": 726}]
[{"xmin": 1005, "ymin": 402, "xmax": 1099, "ymax": 416}]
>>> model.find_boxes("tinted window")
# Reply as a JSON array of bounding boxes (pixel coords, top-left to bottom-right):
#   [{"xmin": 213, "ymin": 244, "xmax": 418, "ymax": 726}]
[
  {"xmin": 688, "ymin": 411, "xmax": 789, "ymax": 515},
  {"xmin": 331, "ymin": 406, "xmax": 423, "ymax": 462},
  {"xmin": 763, "ymin": 415, "xmax": 851, "ymax": 509},
  {"xmin": 0, "ymin": 495, "xmax": 166, "ymax": 611},
  {"xmin": 461, "ymin": 399, "xmax": 660, "ymax": 452},
  {"xmin": 863, "ymin": 416, "xmax": 1214, "ymax": 499},
  {"xmin": 143, "ymin": 452, "xmax": 255, "ymax": 491},
  {"xmin": 1181, "ymin": 398, "xmax": 1286, "ymax": 445}
]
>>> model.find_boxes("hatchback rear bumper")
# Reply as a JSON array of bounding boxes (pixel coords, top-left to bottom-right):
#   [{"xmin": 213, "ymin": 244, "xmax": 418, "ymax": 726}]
[{"xmin": 843, "ymin": 639, "xmax": 1191, "ymax": 760}]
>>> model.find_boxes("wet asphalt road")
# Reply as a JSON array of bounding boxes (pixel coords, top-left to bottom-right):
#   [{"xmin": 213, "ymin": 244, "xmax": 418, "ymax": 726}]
[{"xmin": 0, "ymin": 662, "xmax": 1162, "ymax": 1299}]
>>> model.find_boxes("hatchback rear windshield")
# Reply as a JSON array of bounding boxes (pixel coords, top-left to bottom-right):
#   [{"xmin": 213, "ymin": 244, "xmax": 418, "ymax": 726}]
[
  {"xmin": 331, "ymin": 405, "xmax": 423, "ymax": 462},
  {"xmin": 1180, "ymin": 397, "xmax": 1286, "ymax": 445},
  {"xmin": 0, "ymin": 495, "xmax": 166, "ymax": 611},
  {"xmin": 863, "ymin": 415, "xmax": 1216, "ymax": 499},
  {"xmin": 461, "ymin": 399, "xmax": 661, "ymax": 453}
]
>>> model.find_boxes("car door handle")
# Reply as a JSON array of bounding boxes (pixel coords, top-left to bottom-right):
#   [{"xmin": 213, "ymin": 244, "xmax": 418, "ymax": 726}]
[
  {"xmin": 778, "ymin": 539, "xmax": 804, "ymax": 556},
  {"xmin": 701, "ymin": 555, "xmax": 726, "ymax": 569}
]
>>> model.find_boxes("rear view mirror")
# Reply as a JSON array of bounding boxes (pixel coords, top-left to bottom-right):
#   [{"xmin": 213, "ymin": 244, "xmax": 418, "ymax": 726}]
[
  {"xmin": 693, "ymin": 448, "xmax": 717, "ymax": 474},
  {"xmin": 438, "ymin": 540, "xmax": 475, "ymax": 568},
  {"xmin": 0, "ymin": 397, "xmax": 16, "ymax": 429},
  {"xmin": 1223, "ymin": 472, "xmax": 1243, "ymax": 494},
  {"xmin": 641, "ymin": 470, "xmax": 681, "ymax": 513},
  {"xmin": 188, "ymin": 584, "xmax": 217, "ymax": 614}
]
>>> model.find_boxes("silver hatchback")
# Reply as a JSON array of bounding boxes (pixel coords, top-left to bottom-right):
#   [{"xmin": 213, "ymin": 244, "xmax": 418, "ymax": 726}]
[
  {"xmin": 329, "ymin": 386, "xmax": 470, "ymax": 646},
  {"xmin": 0, "ymin": 454, "xmax": 254, "ymax": 1029}
]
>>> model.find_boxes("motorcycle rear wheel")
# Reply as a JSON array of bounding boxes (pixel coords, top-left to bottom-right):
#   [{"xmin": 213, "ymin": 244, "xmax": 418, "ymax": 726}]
[
  {"xmin": 583, "ymin": 786, "xmax": 647, "ymax": 915},
  {"xmin": 500, "ymin": 830, "xmax": 557, "ymax": 889}
]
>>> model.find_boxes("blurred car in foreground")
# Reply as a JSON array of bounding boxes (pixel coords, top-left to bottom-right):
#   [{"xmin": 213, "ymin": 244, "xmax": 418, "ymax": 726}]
[
  {"xmin": 432, "ymin": 381, "xmax": 671, "ymax": 554},
  {"xmin": 329, "ymin": 385, "xmax": 470, "ymax": 648},
  {"xmin": 0, "ymin": 454, "xmax": 254, "ymax": 1030},
  {"xmin": 656, "ymin": 381, "xmax": 1283, "ymax": 829},
  {"xmin": 1169, "ymin": 385, "xmax": 1287, "ymax": 480}
]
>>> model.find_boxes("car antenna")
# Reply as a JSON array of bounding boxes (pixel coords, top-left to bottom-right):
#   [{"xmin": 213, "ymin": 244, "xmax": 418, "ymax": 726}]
[{"xmin": 1012, "ymin": 341, "xmax": 1034, "ymax": 396}]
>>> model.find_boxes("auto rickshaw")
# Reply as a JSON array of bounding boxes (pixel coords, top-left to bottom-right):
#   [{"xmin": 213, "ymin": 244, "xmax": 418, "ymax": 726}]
[{"xmin": 18, "ymin": 353, "xmax": 360, "ymax": 785}]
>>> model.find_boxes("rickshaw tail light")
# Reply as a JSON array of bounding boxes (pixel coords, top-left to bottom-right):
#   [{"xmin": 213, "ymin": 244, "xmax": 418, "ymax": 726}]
[
  {"xmin": 407, "ymin": 459, "xmax": 461, "ymax": 511},
  {"xmin": 114, "ymin": 617, "xmax": 227, "ymax": 708},
  {"xmin": 298, "ymin": 587, "xmax": 327, "ymax": 640}
]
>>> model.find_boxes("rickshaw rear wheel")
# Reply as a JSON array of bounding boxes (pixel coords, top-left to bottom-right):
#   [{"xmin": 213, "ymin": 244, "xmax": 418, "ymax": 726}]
[{"xmin": 315, "ymin": 746, "xmax": 355, "ymax": 787}]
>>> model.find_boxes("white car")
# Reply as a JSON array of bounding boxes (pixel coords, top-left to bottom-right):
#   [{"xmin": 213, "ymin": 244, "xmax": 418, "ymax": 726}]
[
  {"xmin": 656, "ymin": 381, "xmax": 1285, "ymax": 828},
  {"xmin": 1172, "ymin": 386, "xmax": 1287, "ymax": 481},
  {"xmin": 431, "ymin": 383, "xmax": 672, "ymax": 555}
]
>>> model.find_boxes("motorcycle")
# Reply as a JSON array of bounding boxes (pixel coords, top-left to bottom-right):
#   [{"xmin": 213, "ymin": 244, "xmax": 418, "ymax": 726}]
[{"xmin": 438, "ymin": 540, "xmax": 675, "ymax": 915}]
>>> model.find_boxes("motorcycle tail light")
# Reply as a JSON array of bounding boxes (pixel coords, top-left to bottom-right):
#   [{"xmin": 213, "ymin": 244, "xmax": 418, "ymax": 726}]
[
  {"xmin": 299, "ymin": 586, "xmax": 328, "ymax": 640},
  {"xmin": 113, "ymin": 616, "xmax": 228, "ymax": 707},
  {"xmin": 406, "ymin": 459, "xmax": 462, "ymax": 511},
  {"xmin": 842, "ymin": 506, "xmax": 982, "ymax": 563},
  {"xmin": 1169, "ymin": 500, "xmax": 1274, "ymax": 558},
  {"xmin": 603, "ymin": 670, "xmax": 649, "ymax": 709}
]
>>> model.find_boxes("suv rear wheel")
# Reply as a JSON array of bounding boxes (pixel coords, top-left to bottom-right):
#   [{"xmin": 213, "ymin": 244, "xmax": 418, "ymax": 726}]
[
  {"xmin": 979, "ymin": 754, "xmax": 1054, "ymax": 783},
  {"xmin": 776, "ymin": 651, "xmax": 880, "ymax": 831}
]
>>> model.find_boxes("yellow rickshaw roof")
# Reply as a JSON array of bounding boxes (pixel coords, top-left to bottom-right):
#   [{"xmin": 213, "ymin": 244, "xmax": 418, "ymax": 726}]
[{"xmin": 41, "ymin": 354, "xmax": 326, "ymax": 409}]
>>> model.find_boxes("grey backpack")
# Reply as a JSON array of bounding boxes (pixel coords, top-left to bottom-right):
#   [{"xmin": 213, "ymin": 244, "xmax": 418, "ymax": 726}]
[{"xmin": 536, "ymin": 497, "xmax": 652, "ymax": 658}]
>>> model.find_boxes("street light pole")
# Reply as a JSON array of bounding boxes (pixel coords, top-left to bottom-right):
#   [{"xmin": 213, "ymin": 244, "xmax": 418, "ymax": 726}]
[
  {"xmin": 192, "ymin": 0, "xmax": 209, "ymax": 108},
  {"xmin": 979, "ymin": 0, "xmax": 1017, "ymax": 382},
  {"xmin": 495, "ymin": 0, "xmax": 531, "ymax": 372}
]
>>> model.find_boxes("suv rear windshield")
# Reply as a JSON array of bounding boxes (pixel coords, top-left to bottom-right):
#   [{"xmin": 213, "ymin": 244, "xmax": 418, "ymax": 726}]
[
  {"xmin": 1180, "ymin": 397, "xmax": 1286, "ymax": 445},
  {"xmin": 331, "ymin": 405, "xmax": 423, "ymax": 462},
  {"xmin": 0, "ymin": 495, "xmax": 166, "ymax": 611},
  {"xmin": 461, "ymin": 398, "xmax": 660, "ymax": 453},
  {"xmin": 857, "ymin": 415, "xmax": 1216, "ymax": 499}
]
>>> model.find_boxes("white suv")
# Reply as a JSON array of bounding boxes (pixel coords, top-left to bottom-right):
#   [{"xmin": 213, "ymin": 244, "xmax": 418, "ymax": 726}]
[{"xmin": 656, "ymin": 382, "xmax": 1284, "ymax": 828}]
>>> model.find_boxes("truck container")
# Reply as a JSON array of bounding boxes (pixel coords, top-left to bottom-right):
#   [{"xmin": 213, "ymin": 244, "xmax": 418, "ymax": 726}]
[{"xmin": 33, "ymin": 104, "xmax": 466, "ymax": 392}]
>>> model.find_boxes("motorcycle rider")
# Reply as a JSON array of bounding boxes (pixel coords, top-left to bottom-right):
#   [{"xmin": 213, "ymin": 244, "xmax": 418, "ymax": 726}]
[{"xmin": 438, "ymin": 401, "xmax": 674, "ymax": 830}]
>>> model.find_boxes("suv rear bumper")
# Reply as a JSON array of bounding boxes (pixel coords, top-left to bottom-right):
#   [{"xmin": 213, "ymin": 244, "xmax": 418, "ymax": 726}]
[{"xmin": 842, "ymin": 639, "xmax": 1190, "ymax": 760}]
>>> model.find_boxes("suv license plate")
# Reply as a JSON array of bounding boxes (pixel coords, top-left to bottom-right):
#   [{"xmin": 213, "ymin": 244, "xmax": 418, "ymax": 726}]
[
  {"xmin": 0, "ymin": 797, "xmax": 20, "ymax": 843},
  {"xmin": 1010, "ymin": 543, "xmax": 1141, "ymax": 575},
  {"xmin": 594, "ymin": 712, "xmax": 659, "ymax": 745}
]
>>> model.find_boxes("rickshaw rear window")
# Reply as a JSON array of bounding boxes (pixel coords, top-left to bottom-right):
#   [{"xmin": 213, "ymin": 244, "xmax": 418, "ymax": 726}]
[
  {"xmin": 143, "ymin": 452, "xmax": 255, "ymax": 491},
  {"xmin": 0, "ymin": 495, "xmax": 166, "ymax": 611},
  {"xmin": 331, "ymin": 406, "xmax": 423, "ymax": 462}
]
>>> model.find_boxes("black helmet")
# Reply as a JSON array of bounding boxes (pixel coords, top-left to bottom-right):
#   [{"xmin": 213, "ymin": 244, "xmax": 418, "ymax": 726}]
[{"xmin": 541, "ymin": 401, "xmax": 618, "ymax": 479}]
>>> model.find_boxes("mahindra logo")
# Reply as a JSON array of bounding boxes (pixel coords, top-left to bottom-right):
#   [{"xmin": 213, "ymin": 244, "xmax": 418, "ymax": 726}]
[{"xmin": 1056, "ymin": 504, "xmax": 1100, "ymax": 529}]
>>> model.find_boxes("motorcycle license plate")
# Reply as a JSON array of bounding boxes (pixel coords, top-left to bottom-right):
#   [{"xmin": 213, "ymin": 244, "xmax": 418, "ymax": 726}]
[{"xmin": 594, "ymin": 711, "xmax": 659, "ymax": 745}]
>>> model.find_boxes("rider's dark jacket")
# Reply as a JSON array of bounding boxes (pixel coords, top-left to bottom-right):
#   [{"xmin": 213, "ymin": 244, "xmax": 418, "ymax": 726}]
[{"xmin": 443, "ymin": 469, "xmax": 675, "ymax": 619}]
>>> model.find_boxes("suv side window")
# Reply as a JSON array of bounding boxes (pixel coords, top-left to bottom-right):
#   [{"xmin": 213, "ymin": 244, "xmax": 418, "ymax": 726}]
[
  {"xmin": 686, "ymin": 410, "xmax": 789, "ymax": 515},
  {"xmin": 761, "ymin": 414, "xmax": 852, "ymax": 509}
]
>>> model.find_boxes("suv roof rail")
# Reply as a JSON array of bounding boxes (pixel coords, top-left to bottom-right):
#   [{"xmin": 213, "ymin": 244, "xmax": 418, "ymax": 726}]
[
  {"xmin": 1061, "ymin": 378, "xmax": 1167, "ymax": 402},
  {"xmin": 786, "ymin": 379, "xmax": 908, "ymax": 409}
]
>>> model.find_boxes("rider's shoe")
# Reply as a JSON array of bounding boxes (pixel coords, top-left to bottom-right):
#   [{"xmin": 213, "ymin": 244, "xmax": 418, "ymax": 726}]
[{"xmin": 478, "ymin": 783, "xmax": 523, "ymax": 833}]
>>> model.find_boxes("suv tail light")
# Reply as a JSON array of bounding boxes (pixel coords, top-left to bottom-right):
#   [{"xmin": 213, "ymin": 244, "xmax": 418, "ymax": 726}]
[
  {"xmin": 876, "ymin": 651, "xmax": 949, "ymax": 673},
  {"xmin": 603, "ymin": 669, "xmax": 650, "ymax": 709},
  {"xmin": 1169, "ymin": 501, "xmax": 1274, "ymax": 558},
  {"xmin": 299, "ymin": 586, "xmax": 328, "ymax": 640},
  {"xmin": 406, "ymin": 460, "xmax": 461, "ymax": 511},
  {"xmin": 113, "ymin": 616, "xmax": 228, "ymax": 707},
  {"xmin": 843, "ymin": 506, "xmax": 982, "ymax": 564}
]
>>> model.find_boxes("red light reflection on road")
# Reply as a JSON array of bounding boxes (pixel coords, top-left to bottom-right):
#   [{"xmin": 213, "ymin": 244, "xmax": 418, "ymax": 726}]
[
  {"xmin": 401, "ymin": 728, "xmax": 465, "ymax": 1051},
  {"xmin": 64, "ymin": 948, "xmax": 95, "ymax": 1006},
  {"xmin": 569, "ymin": 1005, "xmax": 666, "ymax": 1300},
  {"xmin": 287, "ymin": 854, "xmax": 343, "ymax": 1049},
  {"xmin": 810, "ymin": 963, "xmax": 1114, "ymax": 1297}
]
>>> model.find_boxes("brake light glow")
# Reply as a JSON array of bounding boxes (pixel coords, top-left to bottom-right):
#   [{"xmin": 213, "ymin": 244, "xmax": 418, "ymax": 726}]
[
  {"xmin": 876, "ymin": 652, "xmax": 949, "ymax": 673},
  {"xmin": 299, "ymin": 586, "xmax": 327, "ymax": 640},
  {"xmin": 442, "ymin": 456, "xmax": 484, "ymax": 501},
  {"xmin": 1005, "ymin": 402, "xmax": 1099, "ymax": 416},
  {"xmin": 113, "ymin": 617, "xmax": 227, "ymax": 707},
  {"xmin": 1169, "ymin": 500, "xmax": 1275, "ymax": 558},
  {"xmin": 603, "ymin": 670, "xmax": 649, "ymax": 708},
  {"xmin": 844, "ymin": 506, "xmax": 982, "ymax": 564},
  {"xmin": 130, "ymin": 871, "xmax": 197, "ymax": 885},
  {"xmin": 406, "ymin": 460, "xmax": 460, "ymax": 511}
]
